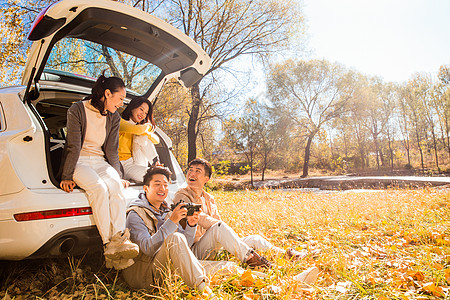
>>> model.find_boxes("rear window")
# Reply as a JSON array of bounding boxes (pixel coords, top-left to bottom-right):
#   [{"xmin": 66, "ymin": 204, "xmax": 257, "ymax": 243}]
[{"xmin": 44, "ymin": 38, "xmax": 162, "ymax": 95}]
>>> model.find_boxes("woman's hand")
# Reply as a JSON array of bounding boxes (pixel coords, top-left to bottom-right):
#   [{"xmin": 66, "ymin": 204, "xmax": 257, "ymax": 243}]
[
  {"xmin": 60, "ymin": 180, "xmax": 76, "ymax": 193},
  {"xmin": 121, "ymin": 179, "xmax": 130, "ymax": 189}
]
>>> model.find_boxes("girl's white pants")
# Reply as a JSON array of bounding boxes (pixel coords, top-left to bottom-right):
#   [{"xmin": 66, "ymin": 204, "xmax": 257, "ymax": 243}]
[{"xmin": 122, "ymin": 135, "xmax": 159, "ymax": 182}]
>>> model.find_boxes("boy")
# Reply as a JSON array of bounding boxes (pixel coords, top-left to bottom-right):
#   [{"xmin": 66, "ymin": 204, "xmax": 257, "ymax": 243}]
[
  {"xmin": 122, "ymin": 166, "xmax": 216, "ymax": 297},
  {"xmin": 173, "ymin": 158, "xmax": 308, "ymax": 263}
]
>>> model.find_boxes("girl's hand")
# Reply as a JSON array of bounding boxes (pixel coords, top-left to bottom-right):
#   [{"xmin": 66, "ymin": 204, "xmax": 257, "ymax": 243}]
[
  {"xmin": 121, "ymin": 180, "xmax": 130, "ymax": 188},
  {"xmin": 60, "ymin": 180, "xmax": 76, "ymax": 193}
]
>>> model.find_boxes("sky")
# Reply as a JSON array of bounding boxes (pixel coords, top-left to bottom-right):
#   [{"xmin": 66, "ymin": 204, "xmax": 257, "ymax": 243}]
[{"xmin": 302, "ymin": 0, "xmax": 450, "ymax": 83}]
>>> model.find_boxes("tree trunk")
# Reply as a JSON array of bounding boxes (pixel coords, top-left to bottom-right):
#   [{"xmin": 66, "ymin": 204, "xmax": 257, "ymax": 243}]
[
  {"xmin": 446, "ymin": 122, "xmax": 450, "ymax": 161},
  {"xmin": 187, "ymin": 83, "xmax": 201, "ymax": 164},
  {"xmin": 261, "ymin": 151, "xmax": 267, "ymax": 181},
  {"xmin": 301, "ymin": 133, "xmax": 315, "ymax": 178},
  {"xmin": 415, "ymin": 130, "xmax": 425, "ymax": 173},
  {"xmin": 405, "ymin": 139, "xmax": 411, "ymax": 166},
  {"xmin": 431, "ymin": 129, "xmax": 440, "ymax": 172},
  {"xmin": 379, "ymin": 146, "xmax": 385, "ymax": 167},
  {"xmin": 388, "ymin": 137, "xmax": 394, "ymax": 169},
  {"xmin": 373, "ymin": 135, "xmax": 380, "ymax": 170},
  {"xmin": 249, "ymin": 150, "xmax": 254, "ymax": 187}
]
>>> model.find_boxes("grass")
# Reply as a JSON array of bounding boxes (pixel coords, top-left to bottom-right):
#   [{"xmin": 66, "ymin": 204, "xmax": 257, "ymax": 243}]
[{"xmin": 1, "ymin": 187, "xmax": 450, "ymax": 299}]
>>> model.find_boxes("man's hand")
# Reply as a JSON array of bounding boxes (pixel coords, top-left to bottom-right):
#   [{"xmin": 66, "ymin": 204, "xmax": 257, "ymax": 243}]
[
  {"xmin": 169, "ymin": 203, "xmax": 187, "ymax": 224},
  {"xmin": 187, "ymin": 210, "xmax": 201, "ymax": 227},
  {"xmin": 60, "ymin": 180, "xmax": 76, "ymax": 193}
]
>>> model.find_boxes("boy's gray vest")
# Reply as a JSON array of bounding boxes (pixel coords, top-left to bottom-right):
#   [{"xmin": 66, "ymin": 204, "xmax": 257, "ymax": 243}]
[{"xmin": 121, "ymin": 205, "xmax": 169, "ymax": 289}]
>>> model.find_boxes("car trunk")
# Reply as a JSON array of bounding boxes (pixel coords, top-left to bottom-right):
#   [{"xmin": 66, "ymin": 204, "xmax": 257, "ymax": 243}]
[{"xmin": 31, "ymin": 83, "xmax": 182, "ymax": 187}]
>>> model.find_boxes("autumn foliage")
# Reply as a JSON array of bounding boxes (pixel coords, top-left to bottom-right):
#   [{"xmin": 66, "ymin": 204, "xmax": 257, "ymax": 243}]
[{"xmin": 1, "ymin": 187, "xmax": 449, "ymax": 299}]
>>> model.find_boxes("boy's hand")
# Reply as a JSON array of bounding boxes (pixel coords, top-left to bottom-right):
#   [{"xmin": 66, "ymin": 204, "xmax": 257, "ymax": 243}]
[
  {"xmin": 187, "ymin": 210, "xmax": 201, "ymax": 227},
  {"xmin": 169, "ymin": 203, "xmax": 187, "ymax": 224}
]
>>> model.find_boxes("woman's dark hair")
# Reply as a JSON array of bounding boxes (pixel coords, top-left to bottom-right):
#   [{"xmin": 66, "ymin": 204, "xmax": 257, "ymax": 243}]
[
  {"xmin": 85, "ymin": 72, "xmax": 125, "ymax": 116},
  {"xmin": 121, "ymin": 96, "xmax": 155, "ymax": 126},
  {"xmin": 143, "ymin": 165, "xmax": 172, "ymax": 186}
]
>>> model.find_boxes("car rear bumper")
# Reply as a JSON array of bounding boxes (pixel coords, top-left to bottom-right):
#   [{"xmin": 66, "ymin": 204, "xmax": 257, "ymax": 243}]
[{"xmin": 27, "ymin": 225, "xmax": 102, "ymax": 259}]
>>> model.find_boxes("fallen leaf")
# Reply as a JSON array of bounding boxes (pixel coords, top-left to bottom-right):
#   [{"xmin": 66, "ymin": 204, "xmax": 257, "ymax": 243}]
[
  {"xmin": 267, "ymin": 285, "xmax": 282, "ymax": 294},
  {"xmin": 444, "ymin": 269, "xmax": 450, "ymax": 284},
  {"xmin": 240, "ymin": 269, "xmax": 255, "ymax": 287},
  {"xmin": 407, "ymin": 270, "xmax": 424, "ymax": 281},
  {"xmin": 335, "ymin": 281, "xmax": 352, "ymax": 293},
  {"xmin": 422, "ymin": 282, "xmax": 444, "ymax": 297}
]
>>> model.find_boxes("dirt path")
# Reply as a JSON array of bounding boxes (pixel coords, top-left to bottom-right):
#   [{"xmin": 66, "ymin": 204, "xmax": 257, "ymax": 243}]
[{"xmin": 216, "ymin": 175, "xmax": 450, "ymax": 190}]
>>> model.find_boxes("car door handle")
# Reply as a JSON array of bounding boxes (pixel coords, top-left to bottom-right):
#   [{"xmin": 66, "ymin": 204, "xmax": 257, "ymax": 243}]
[{"xmin": 23, "ymin": 136, "xmax": 33, "ymax": 142}]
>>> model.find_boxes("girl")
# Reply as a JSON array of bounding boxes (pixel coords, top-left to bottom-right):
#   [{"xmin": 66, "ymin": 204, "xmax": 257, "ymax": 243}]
[
  {"xmin": 119, "ymin": 97, "xmax": 160, "ymax": 183},
  {"xmin": 60, "ymin": 73, "xmax": 138, "ymax": 270}
]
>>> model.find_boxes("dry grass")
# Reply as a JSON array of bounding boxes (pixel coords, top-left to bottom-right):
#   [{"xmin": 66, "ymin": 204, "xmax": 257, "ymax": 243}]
[{"xmin": 1, "ymin": 187, "xmax": 449, "ymax": 299}]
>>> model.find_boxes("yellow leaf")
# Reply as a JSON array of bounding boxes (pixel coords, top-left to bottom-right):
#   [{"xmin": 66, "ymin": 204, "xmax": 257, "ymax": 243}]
[
  {"xmin": 434, "ymin": 263, "xmax": 444, "ymax": 270},
  {"xmin": 407, "ymin": 270, "xmax": 424, "ymax": 281},
  {"xmin": 240, "ymin": 269, "xmax": 255, "ymax": 287},
  {"xmin": 422, "ymin": 282, "xmax": 444, "ymax": 296},
  {"xmin": 378, "ymin": 296, "xmax": 390, "ymax": 300},
  {"xmin": 444, "ymin": 269, "xmax": 450, "ymax": 284},
  {"xmin": 422, "ymin": 282, "xmax": 435, "ymax": 291}
]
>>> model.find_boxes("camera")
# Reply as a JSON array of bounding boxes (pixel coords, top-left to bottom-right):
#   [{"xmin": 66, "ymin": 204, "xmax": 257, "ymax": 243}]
[{"xmin": 170, "ymin": 201, "xmax": 202, "ymax": 216}]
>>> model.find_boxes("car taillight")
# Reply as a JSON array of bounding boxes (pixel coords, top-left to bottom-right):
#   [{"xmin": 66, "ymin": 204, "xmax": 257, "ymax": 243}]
[{"xmin": 14, "ymin": 207, "xmax": 92, "ymax": 222}]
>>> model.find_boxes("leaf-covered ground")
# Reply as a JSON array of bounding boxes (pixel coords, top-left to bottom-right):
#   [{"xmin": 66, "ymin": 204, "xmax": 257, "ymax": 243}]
[{"xmin": 1, "ymin": 187, "xmax": 449, "ymax": 299}]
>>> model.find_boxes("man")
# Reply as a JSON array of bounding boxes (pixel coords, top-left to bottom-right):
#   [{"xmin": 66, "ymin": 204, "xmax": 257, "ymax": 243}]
[
  {"xmin": 122, "ymin": 166, "xmax": 216, "ymax": 298},
  {"xmin": 173, "ymin": 158, "xmax": 308, "ymax": 266}
]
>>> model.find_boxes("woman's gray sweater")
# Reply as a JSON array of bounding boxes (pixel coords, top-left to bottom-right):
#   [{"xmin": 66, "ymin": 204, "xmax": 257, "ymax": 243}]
[{"xmin": 60, "ymin": 100, "xmax": 122, "ymax": 181}]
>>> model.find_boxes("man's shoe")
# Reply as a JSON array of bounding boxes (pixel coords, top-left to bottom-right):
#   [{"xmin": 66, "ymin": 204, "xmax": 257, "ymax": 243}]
[
  {"xmin": 293, "ymin": 266, "xmax": 319, "ymax": 287},
  {"xmin": 246, "ymin": 250, "xmax": 272, "ymax": 269},
  {"xmin": 105, "ymin": 256, "xmax": 135, "ymax": 270},
  {"xmin": 285, "ymin": 248, "xmax": 307, "ymax": 261},
  {"xmin": 104, "ymin": 228, "xmax": 139, "ymax": 260}
]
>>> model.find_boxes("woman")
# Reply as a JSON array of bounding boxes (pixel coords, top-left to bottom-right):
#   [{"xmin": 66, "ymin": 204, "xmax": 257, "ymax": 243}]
[
  {"xmin": 60, "ymin": 73, "xmax": 139, "ymax": 270},
  {"xmin": 119, "ymin": 96, "xmax": 160, "ymax": 183}
]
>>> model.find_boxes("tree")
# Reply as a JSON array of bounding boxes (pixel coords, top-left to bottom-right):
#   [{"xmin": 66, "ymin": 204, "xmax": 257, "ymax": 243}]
[
  {"xmin": 0, "ymin": 0, "xmax": 49, "ymax": 85},
  {"xmin": 346, "ymin": 76, "xmax": 372, "ymax": 169},
  {"xmin": 157, "ymin": 0, "xmax": 304, "ymax": 164},
  {"xmin": 413, "ymin": 74, "xmax": 441, "ymax": 172},
  {"xmin": 267, "ymin": 59, "xmax": 355, "ymax": 177},
  {"xmin": 433, "ymin": 65, "xmax": 450, "ymax": 161},
  {"xmin": 364, "ymin": 78, "xmax": 396, "ymax": 169},
  {"xmin": 2, "ymin": 0, "xmax": 304, "ymax": 165},
  {"xmin": 404, "ymin": 76, "xmax": 428, "ymax": 172},
  {"xmin": 256, "ymin": 108, "xmax": 281, "ymax": 181},
  {"xmin": 381, "ymin": 83, "xmax": 400, "ymax": 169},
  {"xmin": 223, "ymin": 100, "xmax": 261, "ymax": 186},
  {"xmin": 153, "ymin": 79, "xmax": 191, "ymax": 166},
  {"xmin": 397, "ymin": 85, "xmax": 412, "ymax": 166}
]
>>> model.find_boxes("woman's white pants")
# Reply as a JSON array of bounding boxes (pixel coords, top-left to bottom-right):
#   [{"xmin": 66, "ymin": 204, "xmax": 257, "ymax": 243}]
[{"xmin": 73, "ymin": 156, "xmax": 126, "ymax": 244}]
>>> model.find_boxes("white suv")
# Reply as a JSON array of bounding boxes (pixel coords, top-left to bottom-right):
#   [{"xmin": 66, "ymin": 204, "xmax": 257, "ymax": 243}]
[{"xmin": 0, "ymin": 0, "xmax": 210, "ymax": 260}]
